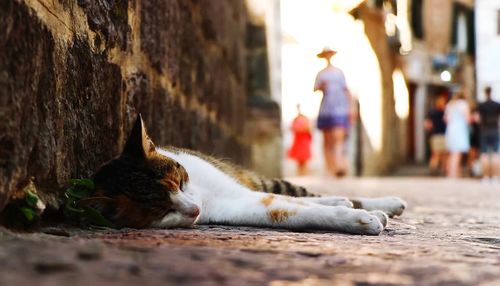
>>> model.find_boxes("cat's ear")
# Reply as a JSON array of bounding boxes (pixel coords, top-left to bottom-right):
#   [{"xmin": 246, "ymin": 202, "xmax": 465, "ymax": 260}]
[{"xmin": 122, "ymin": 114, "xmax": 155, "ymax": 159}]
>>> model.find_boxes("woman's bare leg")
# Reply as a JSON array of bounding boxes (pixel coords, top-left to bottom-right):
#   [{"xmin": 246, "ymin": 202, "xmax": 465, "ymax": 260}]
[
  {"xmin": 333, "ymin": 127, "xmax": 347, "ymax": 176},
  {"xmin": 322, "ymin": 129, "xmax": 335, "ymax": 176},
  {"xmin": 297, "ymin": 160, "xmax": 308, "ymax": 176},
  {"xmin": 447, "ymin": 152, "xmax": 462, "ymax": 178}
]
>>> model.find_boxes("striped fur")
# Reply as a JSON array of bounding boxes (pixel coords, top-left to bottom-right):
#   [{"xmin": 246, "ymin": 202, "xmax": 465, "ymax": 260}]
[{"xmin": 254, "ymin": 178, "xmax": 317, "ymax": 197}]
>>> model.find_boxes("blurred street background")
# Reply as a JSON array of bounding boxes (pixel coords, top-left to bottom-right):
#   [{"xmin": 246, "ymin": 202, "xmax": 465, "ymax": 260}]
[{"xmin": 278, "ymin": 0, "xmax": 498, "ymax": 179}]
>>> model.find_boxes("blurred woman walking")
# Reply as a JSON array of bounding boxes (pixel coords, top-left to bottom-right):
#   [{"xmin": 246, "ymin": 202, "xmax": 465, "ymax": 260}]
[
  {"xmin": 444, "ymin": 91, "xmax": 471, "ymax": 178},
  {"xmin": 313, "ymin": 47, "xmax": 354, "ymax": 177}
]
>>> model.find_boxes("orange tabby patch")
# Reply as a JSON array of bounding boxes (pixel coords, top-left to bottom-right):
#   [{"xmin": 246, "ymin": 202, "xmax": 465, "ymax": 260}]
[
  {"xmin": 268, "ymin": 209, "xmax": 296, "ymax": 223},
  {"xmin": 160, "ymin": 177, "xmax": 181, "ymax": 192},
  {"xmin": 260, "ymin": 195, "xmax": 275, "ymax": 207}
]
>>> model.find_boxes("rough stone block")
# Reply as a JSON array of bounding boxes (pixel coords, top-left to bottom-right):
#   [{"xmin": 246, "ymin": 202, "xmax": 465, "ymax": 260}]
[{"xmin": 0, "ymin": 0, "xmax": 253, "ymax": 211}]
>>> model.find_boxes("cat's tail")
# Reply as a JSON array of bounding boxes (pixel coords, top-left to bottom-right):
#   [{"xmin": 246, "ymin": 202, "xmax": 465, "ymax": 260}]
[{"xmin": 252, "ymin": 178, "xmax": 319, "ymax": 197}]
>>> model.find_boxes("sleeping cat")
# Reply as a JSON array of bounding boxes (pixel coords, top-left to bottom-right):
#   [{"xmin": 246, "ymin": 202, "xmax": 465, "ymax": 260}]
[{"xmin": 84, "ymin": 115, "xmax": 406, "ymax": 235}]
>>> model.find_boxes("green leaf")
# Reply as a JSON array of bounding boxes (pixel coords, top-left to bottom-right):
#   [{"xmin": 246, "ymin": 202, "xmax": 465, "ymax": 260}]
[
  {"xmin": 63, "ymin": 207, "xmax": 80, "ymax": 221},
  {"xmin": 63, "ymin": 178, "xmax": 114, "ymax": 228},
  {"xmin": 19, "ymin": 207, "xmax": 36, "ymax": 222},
  {"xmin": 69, "ymin": 179, "xmax": 95, "ymax": 190},
  {"xmin": 65, "ymin": 187, "xmax": 92, "ymax": 199},
  {"xmin": 65, "ymin": 202, "xmax": 85, "ymax": 214},
  {"xmin": 24, "ymin": 190, "xmax": 39, "ymax": 208},
  {"xmin": 81, "ymin": 206, "xmax": 114, "ymax": 228}
]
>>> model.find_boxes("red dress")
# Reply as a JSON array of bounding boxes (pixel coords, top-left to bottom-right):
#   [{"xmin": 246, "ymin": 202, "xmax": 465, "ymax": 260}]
[{"xmin": 288, "ymin": 115, "xmax": 312, "ymax": 162}]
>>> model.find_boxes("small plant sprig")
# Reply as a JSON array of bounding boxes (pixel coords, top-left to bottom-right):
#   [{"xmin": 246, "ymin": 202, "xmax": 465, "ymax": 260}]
[
  {"xmin": 19, "ymin": 189, "xmax": 42, "ymax": 222},
  {"xmin": 1, "ymin": 179, "xmax": 46, "ymax": 228},
  {"xmin": 17, "ymin": 180, "xmax": 45, "ymax": 223},
  {"xmin": 64, "ymin": 179, "xmax": 114, "ymax": 228}
]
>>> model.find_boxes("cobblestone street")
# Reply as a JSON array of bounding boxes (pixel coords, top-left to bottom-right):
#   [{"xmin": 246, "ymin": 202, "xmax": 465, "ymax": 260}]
[{"xmin": 1, "ymin": 177, "xmax": 499, "ymax": 286}]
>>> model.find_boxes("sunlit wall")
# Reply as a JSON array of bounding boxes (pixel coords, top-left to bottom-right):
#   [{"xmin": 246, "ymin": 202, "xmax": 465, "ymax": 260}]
[
  {"xmin": 393, "ymin": 69, "xmax": 410, "ymax": 120},
  {"xmin": 475, "ymin": 0, "xmax": 500, "ymax": 102}
]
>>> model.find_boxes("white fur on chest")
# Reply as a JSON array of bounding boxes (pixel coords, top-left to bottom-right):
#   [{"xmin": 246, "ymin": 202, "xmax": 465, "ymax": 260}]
[{"xmin": 157, "ymin": 148, "xmax": 256, "ymax": 223}]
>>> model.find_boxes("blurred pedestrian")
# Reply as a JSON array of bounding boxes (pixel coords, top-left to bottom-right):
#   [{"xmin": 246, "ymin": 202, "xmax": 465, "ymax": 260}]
[
  {"xmin": 288, "ymin": 104, "xmax": 312, "ymax": 176},
  {"xmin": 475, "ymin": 86, "xmax": 500, "ymax": 183},
  {"xmin": 424, "ymin": 94, "xmax": 447, "ymax": 175},
  {"xmin": 468, "ymin": 103, "xmax": 481, "ymax": 177},
  {"xmin": 444, "ymin": 91, "xmax": 470, "ymax": 178},
  {"xmin": 313, "ymin": 47, "xmax": 354, "ymax": 177}
]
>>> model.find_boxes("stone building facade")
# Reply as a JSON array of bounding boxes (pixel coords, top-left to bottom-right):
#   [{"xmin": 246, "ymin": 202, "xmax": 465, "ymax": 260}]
[
  {"xmin": 404, "ymin": 0, "xmax": 475, "ymax": 162},
  {"xmin": 0, "ymin": 0, "xmax": 278, "ymax": 211},
  {"xmin": 350, "ymin": 0, "xmax": 476, "ymax": 170},
  {"xmin": 475, "ymin": 0, "xmax": 500, "ymax": 102},
  {"xmin": 245, "ymin": 0, "xmax": 282, "ymax": 179}
]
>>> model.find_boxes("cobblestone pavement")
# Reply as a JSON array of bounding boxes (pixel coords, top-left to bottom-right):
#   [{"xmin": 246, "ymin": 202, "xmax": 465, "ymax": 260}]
[{"xmin": 1, "ymin": 177, "xmax": 500, "ymax": 286}]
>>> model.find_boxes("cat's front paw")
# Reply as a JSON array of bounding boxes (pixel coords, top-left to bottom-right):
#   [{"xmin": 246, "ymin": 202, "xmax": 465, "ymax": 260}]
[{"xmin": 343, "ymin": 209, "xmax": 384, "ymax": 235}]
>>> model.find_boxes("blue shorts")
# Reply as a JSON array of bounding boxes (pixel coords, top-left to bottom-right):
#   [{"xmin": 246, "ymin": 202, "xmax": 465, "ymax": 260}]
[
  {"xmin": 480, "ymin": 130, "xmax": 499, "ymax": 153},
  {"xmin": 317, "ymin": 115, "xmax": 349, "ymax": 130}
]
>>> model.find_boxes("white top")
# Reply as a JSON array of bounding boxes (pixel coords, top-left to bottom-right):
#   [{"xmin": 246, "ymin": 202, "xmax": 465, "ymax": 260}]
[{"xmin": 314, "ymin": 66, "xmax": 349, "ymax": 117}]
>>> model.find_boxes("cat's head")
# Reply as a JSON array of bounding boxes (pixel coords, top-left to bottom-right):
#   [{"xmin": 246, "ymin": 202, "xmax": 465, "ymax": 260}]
[{"xmin": 84, "ymin": 114, "xmax": 200, "ymax": 228}]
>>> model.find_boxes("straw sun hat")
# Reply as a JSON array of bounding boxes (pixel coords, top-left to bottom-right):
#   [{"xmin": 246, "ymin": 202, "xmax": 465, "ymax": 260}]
[{"xmin": 316, "ymin": 46, "xmax": 338, "ymax": 58}]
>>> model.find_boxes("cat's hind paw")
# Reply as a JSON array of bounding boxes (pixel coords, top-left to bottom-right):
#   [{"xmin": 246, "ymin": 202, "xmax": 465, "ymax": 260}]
[
  {"xmin": 376, "ymin": 197, "xmax": 407, "ymax": 218},
  {"xmin": 345, "ymin": 210, "xmax": 384, "ymax": 235}
]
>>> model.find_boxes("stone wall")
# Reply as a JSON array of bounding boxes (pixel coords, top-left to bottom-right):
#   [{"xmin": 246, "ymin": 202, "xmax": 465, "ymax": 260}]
[
  {"xmin": 245, "ymin": 16, "xmax": 282, "ymax": 179},
  {"xmin": 0, "ymin": 0, "xmax": 253, "ymax": 210},
  {"xmin": 423, "ymin": 0, "xmax": 453, "ymax": 54}
]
